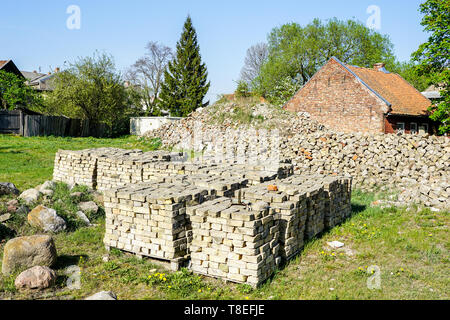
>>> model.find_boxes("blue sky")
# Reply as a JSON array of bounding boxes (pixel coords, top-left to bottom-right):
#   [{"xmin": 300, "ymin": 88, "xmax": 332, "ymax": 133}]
[{"xmin": 1, "ymin": 0, "xmax": 428, "ymax": 103}]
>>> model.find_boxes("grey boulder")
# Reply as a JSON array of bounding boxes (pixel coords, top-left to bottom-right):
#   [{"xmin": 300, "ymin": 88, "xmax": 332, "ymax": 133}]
[
  {"xmin": 78, "ymin": 201, "xmax": 98, "ymax": 214},
  {"xmin": 19, "ymin": 189, "xmax": 41, "ymax": 204},
  {"xmin": 0, "ymin": 182, "xmax": 20, "ymax": 196},
  {"xmin": 2, "ymin": 235, "xmax": 57, "ymax": 275},
  {"xmin": 28, "ymin": 205, "xmax": 67, "ymax": 233}
]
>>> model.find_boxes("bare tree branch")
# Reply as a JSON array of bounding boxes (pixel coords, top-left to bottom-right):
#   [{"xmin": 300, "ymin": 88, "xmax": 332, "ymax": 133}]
[
  {"xmin": 240, "ymin": 43, "xmax": 269, "ymax": 85},
  {"xmin": 126, "ymin": 41, "xmax": 173, "ymax": 115}
]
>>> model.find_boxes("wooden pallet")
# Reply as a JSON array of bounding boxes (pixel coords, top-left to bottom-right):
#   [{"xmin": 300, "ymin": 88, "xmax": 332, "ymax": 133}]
[{"xmin": 105, "ymin": 245, "xmax": 188, "ymax": 271}]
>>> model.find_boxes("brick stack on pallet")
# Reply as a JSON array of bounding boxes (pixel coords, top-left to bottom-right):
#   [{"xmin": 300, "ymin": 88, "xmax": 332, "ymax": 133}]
[
  {"xmin": 142, "ymin": 162, "xmax": 214, "ymax": 182},
  {"xmin": 236, "ymin": 181, "xmax": 308, "ymax": 260},
  {"xmin": 53, "ymin": 147, "xmax": 354, "ymax": 287},
  {"xmin": 103, "ymin": 181, "xmax": 211, "ymax": 270},
  {"xmin": 186, "ymin": 174, "xmax": 248, "ymax": 198},
  {"xmin": 204, "ymin": 162, "xmax": 294, "ymax": 185},
  {"xmin": 53, "ymin": 148, "xmax": 142, "ymax": 189},
  {"xmin": 97, "ymin": 151, "xmax": 185, "ymax": 191},
  {"xmin": 188, "ymin": 198, "xmax": 279, "ymax": 287},
  {"xmin": 280, "ymin": 174, "xmax": 352, "ymax": 230}
]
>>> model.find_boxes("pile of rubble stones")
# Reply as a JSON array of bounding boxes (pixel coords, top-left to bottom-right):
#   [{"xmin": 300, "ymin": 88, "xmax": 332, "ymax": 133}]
[{"xmin": 144, "ymin": 102, "xmax": 449, "ymax": 210}]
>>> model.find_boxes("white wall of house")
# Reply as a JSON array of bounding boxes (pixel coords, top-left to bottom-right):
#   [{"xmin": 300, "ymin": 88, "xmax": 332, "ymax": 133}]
[{"xmin": 130, "ymin": 117, "xmax": 183, "ymax": 136}]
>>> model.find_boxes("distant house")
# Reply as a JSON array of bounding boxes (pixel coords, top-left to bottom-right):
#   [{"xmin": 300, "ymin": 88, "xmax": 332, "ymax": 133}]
[
  {"xmin": 0, "ymin": 60, "xmax": 24, "ymax": 79},
  {"xmin": 1, "ymin": 59, "xmax": 57, "ymax": 92},
  {"xmin": 284, "ymin": 57, "xmax": 439, "ymax": 135},
  {"xmin": 422, "ymin": 84, "xmax": 443, "ymax": 101}
]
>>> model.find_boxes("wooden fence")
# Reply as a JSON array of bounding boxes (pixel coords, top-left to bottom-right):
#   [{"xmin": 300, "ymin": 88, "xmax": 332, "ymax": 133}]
[{"xmin": 0, "ymin": 109, "xmax": 108, "ymax": 137}]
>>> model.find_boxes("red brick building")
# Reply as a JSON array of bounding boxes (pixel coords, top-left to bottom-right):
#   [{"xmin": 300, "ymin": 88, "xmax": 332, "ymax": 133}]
[{"xmin": 284, "ymin": 57, "xmax": 438, "ymax": 134}]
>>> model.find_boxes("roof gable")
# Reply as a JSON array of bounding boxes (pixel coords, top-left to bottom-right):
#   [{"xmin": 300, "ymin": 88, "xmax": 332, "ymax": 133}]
[
  {"xmin": 0, "ymin": 60, "xmax": 24, "ymax": 79},
  {"xmin": 344, "ymin": 62, "xmax": 432, "ymax": 116},
  {"xmin": 331, "ymin": 57, "xmax": 392, "ymax": 108}
]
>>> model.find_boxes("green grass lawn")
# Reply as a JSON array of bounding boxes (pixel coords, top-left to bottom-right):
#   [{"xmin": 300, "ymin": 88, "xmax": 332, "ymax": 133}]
[{"xmin": 0, "ymin": 134, "xmax": 448, "ymax": 300}]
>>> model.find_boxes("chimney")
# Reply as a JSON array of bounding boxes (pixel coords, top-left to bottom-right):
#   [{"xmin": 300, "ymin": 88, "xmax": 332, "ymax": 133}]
[{"xmin": 373, "ymin": 63, "xmax": 386, "ymax": 71}]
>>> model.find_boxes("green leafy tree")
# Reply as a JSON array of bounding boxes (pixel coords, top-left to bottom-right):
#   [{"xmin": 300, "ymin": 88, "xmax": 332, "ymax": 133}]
[
  {"xmin": 255, "ymin": 18, "xmax": 397, "ymax": 105},
  {"xmin": 46, "ymin": 52, "xmax": 134, "ymax": 135},
  {"xmin": 159, "ymin": 16, "xmax": 210, "ymax": 117},
  {"xmin": 0, "ymin": 70, "xmax": 42, "ymax": 110},
  {"xmin": 391, "ymin": 61, "xmax": 433, "ymax": 92},
  {"xmin": 412, "ymin": 0, "xmax": 449, "ymax": 134},
  {"xmin": 265, "ymin": 76, "xmax": 301, "ymax": 106},
  {"xmin": 235, "ymin": 81, "xmax": 251, "ymax": 98}
]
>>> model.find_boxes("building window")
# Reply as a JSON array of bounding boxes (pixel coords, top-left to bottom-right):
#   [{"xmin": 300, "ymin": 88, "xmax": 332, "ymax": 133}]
[
  {"xmin": 396, "ymin": 122, "xmax": 405, "ymax": 134},
  {"xmin": 410, "ymin": 122, "xmax": 418, "ymax": 134},
  {"xmin": 419, "ymin": 123, "xmax": 429, "ymax": 134}
]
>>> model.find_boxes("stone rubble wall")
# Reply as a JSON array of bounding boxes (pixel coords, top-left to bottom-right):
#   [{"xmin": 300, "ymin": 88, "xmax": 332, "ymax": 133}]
[
  {"xmin": 150, "ymin": 127, "xmax": 449, "ymax": 209},
  {"xmin": 283, "ymin": 132, "xmax": 449, "ymax": 209},
  {"xmin": 144, "ymin": 102, "xmax": 449, "ymax": 210}
]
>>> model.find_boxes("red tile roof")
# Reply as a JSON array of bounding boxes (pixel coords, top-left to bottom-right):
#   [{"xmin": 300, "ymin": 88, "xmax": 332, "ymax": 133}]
[
  {"xmin": 0, "ymin": 60, "xmax": 8, "ymax": 68},
  {"xmin": 346, "ymin": 64, "xmax": 432, "ymax": 116}
]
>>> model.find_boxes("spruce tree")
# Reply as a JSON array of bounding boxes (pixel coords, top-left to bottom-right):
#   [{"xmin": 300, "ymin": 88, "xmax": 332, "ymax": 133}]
[{"xmin": 159, "ymin": 16, "xmax": 210, "ymax": 117}]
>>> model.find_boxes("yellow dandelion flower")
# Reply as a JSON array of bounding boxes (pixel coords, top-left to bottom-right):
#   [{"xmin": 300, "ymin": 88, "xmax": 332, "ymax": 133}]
[
  {"xmin": 198, "ymin": 289, "xmax": 202, "ymax": 293},
  {"xmin": 245, "ymin": 296, "xmax": 249, "ymax": 300}
]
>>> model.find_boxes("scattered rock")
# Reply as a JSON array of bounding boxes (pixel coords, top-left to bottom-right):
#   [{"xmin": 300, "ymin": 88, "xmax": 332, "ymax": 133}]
[
  {"xmin": 327, "ymin": 241, "xmax": 345, "ymax": 249},
  {"xmin": 19, "ymin": 189, "xmax": 41, "ymax": 204},
  {"xmin": 6, "ymin": 199, "xmax": 19, "ymax": 213},
  {"xmin": 39, "ymin": 181, "xmax": 56, "ymax": 192},
  {"xmin": 0, "ymin": 213, "xmax": 11, "ymax": 223},
  {"xmin": 2, "ymin": 235, "xmax": 57, "ymax": 275},
  {"xmin": 40, "ymin": 189, "xmax": 54, "ymax": 197},
  {"xmin": 7, "ymin": 205, "xmax": 17, "ymax": 213},
  {"xmin": 16, "ymin": 205, "xmax": 30, "ymax": 215},
  {"xmin": 78, "ymin": 201, "xmax": 98, "ymax": 214},
  {"xmin": 7, "ymin": 199, "xmax": 19, "ymax": 207},
  {"xmin": 27, "ymin": 205, "xmax": 67, "ymax": 233},
  {"xmin": 0, "ymin": 182, "xmax": 20, "ymax": 196},
  {"xmin": 75, "ymin": 211, "xmax": 91, "ymax": 225},
  {"xmin": 343, "ymin": 247, "xmax": 355, "ymax": 256},
  {"xmin": 85, "ymin": 291, "xmax": 117, "ymax": 300},
  {"xmin": 70, "ymin": 192, "xmax": 83, "ymax": 200},
  {"xmin": 15, "ymin": 266, "xmax": 57, "ymax": 290},
  {"xmin": 102, "ymin": 255, "xmax": 109, "ymax": 262}
]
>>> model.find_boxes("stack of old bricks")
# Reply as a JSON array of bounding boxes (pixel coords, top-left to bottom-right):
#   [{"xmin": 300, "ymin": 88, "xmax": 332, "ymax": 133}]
[
  {"xmin": 236, "ymin": 181, "xmax": 308, "ymax": 260},
  {"xmin": 53, "ymin": 148, "xmax": 142, "ymax": 189},
  {"xmin": 96, "ymin": 151, "xmax": 185, "ymax": 191},
  {"xmin": 53, "ymin": 147, "xmax": 353, "ymax": 287},
  {"xmin": 103, "ymin": 181, "xmax": 212, "ymax": 269},
  {"xmin": 188, "ymin": 198, "xmax": 279, "ymax": 287},
  {"xmin": 280, "ymin": 174, "xmax": 352, "ymax": 230}
]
